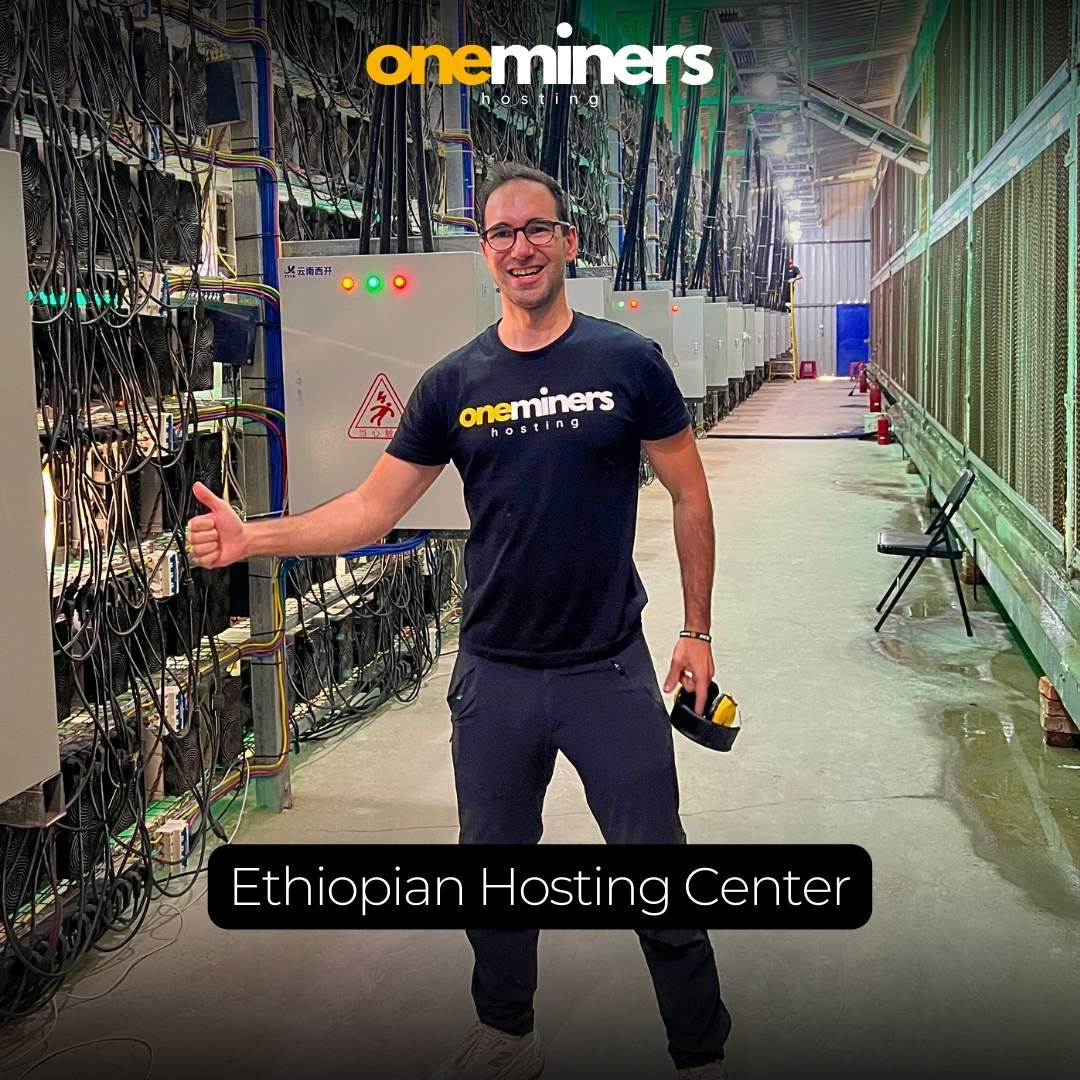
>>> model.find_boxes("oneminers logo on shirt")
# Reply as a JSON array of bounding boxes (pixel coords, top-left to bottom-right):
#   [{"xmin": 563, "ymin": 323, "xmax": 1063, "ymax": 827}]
[
  {"xmin": 365, "ymin": 23, "xmax": 713, "ymax": 87},
  {"xmin": 460, "ymin": 386, "xmax": 615, "ymax": 438}
]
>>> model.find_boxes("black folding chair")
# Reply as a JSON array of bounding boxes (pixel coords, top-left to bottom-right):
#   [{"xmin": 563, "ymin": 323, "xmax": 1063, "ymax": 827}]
[{"xmin": 875, "ymin": 468, "xmax": 976, "ymax": 636}]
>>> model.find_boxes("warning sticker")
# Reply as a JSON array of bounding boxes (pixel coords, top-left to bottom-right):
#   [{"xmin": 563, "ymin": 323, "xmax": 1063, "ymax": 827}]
[{"xmin": 348, "ymin": 373, "xmax": 407, "ymax": 440}]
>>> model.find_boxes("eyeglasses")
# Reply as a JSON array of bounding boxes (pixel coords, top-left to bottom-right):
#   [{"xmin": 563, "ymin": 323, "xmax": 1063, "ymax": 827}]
[{"xmin": 481, "ymin": 218, "xmax": 570, "ymax": 252}]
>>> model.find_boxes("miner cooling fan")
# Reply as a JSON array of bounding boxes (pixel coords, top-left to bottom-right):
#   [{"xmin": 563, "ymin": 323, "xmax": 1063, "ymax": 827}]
[
  {"xmin": 1, "ymin": 827, "xmax": 41, "ymax": 923},
  {"xmin": 174, "ymin": 180, "xmax": 202, "ymax": 267},
  {"xmin": 79, "ymin": 15, "xmax": 124, "ymax": 120},
  {"xmin": 216, "ymin": 676, "xmax": 251, "ymax": 766},
  {"xmin": 297, "ymin": 97, "xmax": 325, "ymax": 176},
  {"xmin": 141, "ymin": 168, "xmax": 178, "ymax": 265},
  {"xmin": 274, "ymin": 86, "xmax": 297, "ymax": 167},
  {"xmin": 43, "ymin": 0, "xmax": 75, "ymax": 101},
  {"xmin": 20, "ymin": 139, "xmax": 48, "ymax": 253},
  {"xmin": 0, "ymin": 0, "xmax": 19, "ymax": 84},
  {"xmin": 134, "ymin": 314, "xmax": 174, "ymax": 396},
  {"xmin": 134, "ymin": 27, "xmax": 170, "ymax": 119},
  {"xmin": 176, "ymin": 306, "xmax": 215, "ymax": 392},
  {"xmin": 173, "ymin": 44, "xmax": 208, "ymax": 140}
]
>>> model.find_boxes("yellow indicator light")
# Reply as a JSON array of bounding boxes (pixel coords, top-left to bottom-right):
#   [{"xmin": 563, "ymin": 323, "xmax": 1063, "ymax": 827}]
[
  {"xmin": 341, "ymin": 275, "xmax": 357, "ymax": 292},
  {"xmin": 392, "ymin": 274, "xmax": 408, "ymax": 290}
]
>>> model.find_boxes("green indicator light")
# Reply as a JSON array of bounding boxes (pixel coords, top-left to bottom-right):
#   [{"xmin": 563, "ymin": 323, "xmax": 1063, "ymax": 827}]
[
  {"xmin": 364, "ymin": 274, "xmax": 383, "ymax": 294},
  {"xmin": 617, "ymin": 300, "xmax": 626, "ymax": 309}
]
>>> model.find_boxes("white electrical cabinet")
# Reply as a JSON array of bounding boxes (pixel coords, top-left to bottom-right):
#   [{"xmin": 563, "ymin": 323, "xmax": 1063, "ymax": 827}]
[
  {"xmin": 753, "ymin": 307, "xmax": 766, "ymax": 372},
  {"xmin": 564, "ymin": 276, "xmax": 609, "ymax": 318},
  {"xmin": 279, "ymin": 251, "xmax": 499, "ymax": 528},
  {"xmin": 739, "ymin": 304, "xmax": 755, "ymax": 375},
  {"xmin": 726, "ymin": 303, "xmax": 744, "ymax": 382},
  {"xmin": 0, "ymin": 150, "xmax": 61, "ymax": 804},
  {"xmin": 606, "ymin": 287, "xmax": 675, "ymax": 369},
  {"xmin": 703, "ymin": 300, "xmax": 727, "ymax": 389},
  {"xmin": 671, "ymin": 296, "xmax": 705, "ymax": 400}
]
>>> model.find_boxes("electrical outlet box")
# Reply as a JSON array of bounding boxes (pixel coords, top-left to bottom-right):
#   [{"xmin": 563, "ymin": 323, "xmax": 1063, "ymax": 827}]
[
  {"xmin": 164, "ymin": 683, "xmax": 188, "ymax": 736},
  {"xmin": 702, "ymin": 301, "xmax": 727, "ymax": 389},
  {"xmin": 671, "ymin": 296, "xmax": 705, "ymax": 400},
  {"xmin": 155, "ymin": 819, "xmax": 190, "ymax": 868},
  {"xmin": 279, "ymin": 251, "xmax": 499, "ymax": 527},
  {"xmin": 149, "ymin": 550, "xmax": 180, "ymax": 598},
  {"xmin": 564, "ymin": 277, "xmax": 609, "ymax": 318},
  {"xmin": 605, "ymin": 288, "xmax": 674, "ymax": 367},
  {"xmin": 0, "ymin": 150, "xmax": 62, "ymax": 805}
]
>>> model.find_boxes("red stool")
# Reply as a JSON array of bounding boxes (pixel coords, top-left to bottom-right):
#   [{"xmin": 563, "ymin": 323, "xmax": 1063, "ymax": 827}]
[{"xmin": 799, "ymin": 359, "xmax": 818, "ymax": 379}]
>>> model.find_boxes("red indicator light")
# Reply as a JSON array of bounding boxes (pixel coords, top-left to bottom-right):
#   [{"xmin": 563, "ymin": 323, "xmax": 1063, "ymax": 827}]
[
  {"xmin": 340, "ymin": 275, "xmax": 357, "ymax": 292},
  {"xmin": 628, "ymin": 298, "xmax": 640, "ymax": 309},
  {"xmin": 671, "ymin": 304, "xmax": 680, "ymax": 313},
  {"xmin": 392, "ymin": 274, "xmax": 408, "ymax": 290}
]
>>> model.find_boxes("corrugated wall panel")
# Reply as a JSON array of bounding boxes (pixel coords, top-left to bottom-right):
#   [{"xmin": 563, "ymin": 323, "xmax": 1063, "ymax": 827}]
[{"xmin": 791, "ymin": 182, "xmax": 871, "ymax": 375}]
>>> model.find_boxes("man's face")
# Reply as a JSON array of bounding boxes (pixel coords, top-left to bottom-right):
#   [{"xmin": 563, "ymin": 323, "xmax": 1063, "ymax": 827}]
[{"xmin": 480, "ymin": 180, "xmax": 578, "ymax": 312}]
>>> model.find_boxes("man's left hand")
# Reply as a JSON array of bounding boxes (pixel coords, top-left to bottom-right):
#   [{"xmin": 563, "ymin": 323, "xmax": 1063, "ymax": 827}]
[{"xmin": 663, "ymin": 637, "xmax": 715, "ymax": 717}]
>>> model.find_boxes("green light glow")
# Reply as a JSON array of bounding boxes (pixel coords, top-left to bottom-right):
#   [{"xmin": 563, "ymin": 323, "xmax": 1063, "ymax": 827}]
[{"xmin": 365, "ymin": 274, "xmax": 383, "ymax": 294}]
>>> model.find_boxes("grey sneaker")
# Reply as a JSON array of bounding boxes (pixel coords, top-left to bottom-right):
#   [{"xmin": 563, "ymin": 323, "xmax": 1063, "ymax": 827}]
[
  {"xmin": 431, "ymin": 1022, "xmax": 544, "ymax": 1080},
  {"xmin": 677, "ymin": 1061, "xmax": 728, "ymax": 1079}
]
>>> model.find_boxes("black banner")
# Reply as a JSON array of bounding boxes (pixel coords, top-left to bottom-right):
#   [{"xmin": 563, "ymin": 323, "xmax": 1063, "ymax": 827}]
[{"xmin": 208, "ymin": 844, "xmax": 871, "ymax": 929}]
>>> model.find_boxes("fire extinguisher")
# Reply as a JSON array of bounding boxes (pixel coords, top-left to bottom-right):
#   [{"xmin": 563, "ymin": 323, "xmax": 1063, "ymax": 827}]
[
  {"xmin": 859, "ymin": 368, "xmax": 868, "ymax": 393},
  {"xmin": 869, "ymin": 383, "xmax": 882, "ymax": 412},
  {"xmin": 877, "ymin": 414, "xmax": 892, "ymax": 445}
]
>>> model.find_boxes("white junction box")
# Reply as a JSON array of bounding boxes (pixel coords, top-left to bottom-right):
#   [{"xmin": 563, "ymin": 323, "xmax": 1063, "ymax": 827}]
[
  {"xmin": 279, "ymin": 252, "xmax": 499, "ymax": 528},
  {"xmin": 726, "ymin": 303, "xmax": 743, "ymax": 383},
  {"xmin": 565, "ymin": 276, "xmax": 610, "ymax": 318},
  {"xmin": 671, "ymin": 296, "xmax": 705, "ymax": 400},
  {"xmin": 753, "ymin": 307, "xmax": 766, "ymax": 371},
  {"xmin": 703, "ymin": 300, "xmax": 727, "ymax": 389},
  {"xmin": 0, "ymin": 150, "xmax": 62, "ymax": 806},
  {"xmin": 606, "ymin": 288, "xmax": 675, "ymax": 373}
]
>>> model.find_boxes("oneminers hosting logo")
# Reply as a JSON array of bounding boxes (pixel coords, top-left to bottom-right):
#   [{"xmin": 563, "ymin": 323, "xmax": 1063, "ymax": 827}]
[{"xmin": 366, "ymin": 22, "xmax": 714, "ymax": 87}]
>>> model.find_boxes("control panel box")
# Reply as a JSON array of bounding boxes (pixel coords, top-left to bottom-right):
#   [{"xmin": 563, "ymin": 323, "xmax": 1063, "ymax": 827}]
[
  {"xmin": 0, "ymin": 150, "xmax": 62, "ymax": 804},
  {"xmin": 280, "ymin": 252, "xmax": 499, "ymax": 528},
  {"xmin": 671, "ymin": 296, "xmax": 705, "ymax": 399},
  {"xmin": 606, "ymin": 288, "xmax": 675, "ymax": 371},
  {"xmin": 565, "ymin": 277, "xmax": 610, "ymax": 318},
  {"xmin": 703, "ymin": 301, "xmax": 727, "ymax": 388}
]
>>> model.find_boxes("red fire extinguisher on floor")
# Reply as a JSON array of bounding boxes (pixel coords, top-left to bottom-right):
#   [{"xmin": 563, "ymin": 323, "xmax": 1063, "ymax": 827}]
[
  {"xmin": 877, "ymin": 414, "xmax": 892, "ymax": 445},
  {"xmin": 859, "ymin": 368, "xmax": 869, "ymax": 393},
  {"xmin": 869, "ymin": 383, "xmax": 882, "ymax": 412}
]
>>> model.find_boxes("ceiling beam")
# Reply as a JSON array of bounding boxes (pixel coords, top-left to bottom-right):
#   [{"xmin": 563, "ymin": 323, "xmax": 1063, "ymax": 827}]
[{"xmin": 809, "ymin": 45, "xmax": 912, "ymax": 72}]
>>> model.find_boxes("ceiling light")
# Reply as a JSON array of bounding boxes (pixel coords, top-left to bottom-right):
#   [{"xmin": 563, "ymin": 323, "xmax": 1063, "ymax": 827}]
[
  {"xmin": 777, "ymin": 176, "xmax": 796, "ymax": 192},
  {"xmin": 772, "ymin": 137, "xmax": 791, "ymax": 155}
]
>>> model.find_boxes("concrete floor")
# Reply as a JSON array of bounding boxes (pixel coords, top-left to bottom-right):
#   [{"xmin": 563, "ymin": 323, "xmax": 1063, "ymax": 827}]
[{"xmin": 5, "ymin": 381, "xmax": 1079, "ymax": 1080}]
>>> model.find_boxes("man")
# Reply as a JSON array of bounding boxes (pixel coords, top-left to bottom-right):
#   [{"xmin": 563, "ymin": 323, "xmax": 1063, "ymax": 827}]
[
  {"xmin": 187, "ymin": 163, "xmax": 730, "ymax": 1079},
  {"xmin": 782, "ymin": 258, "xmax": 803, "ymax": 312}
]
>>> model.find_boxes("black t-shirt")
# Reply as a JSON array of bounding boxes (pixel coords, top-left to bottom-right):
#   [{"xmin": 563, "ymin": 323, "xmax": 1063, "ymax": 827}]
[{"xmin": 386, "ymin": 311, "xmax": 689, "ymax": 665}]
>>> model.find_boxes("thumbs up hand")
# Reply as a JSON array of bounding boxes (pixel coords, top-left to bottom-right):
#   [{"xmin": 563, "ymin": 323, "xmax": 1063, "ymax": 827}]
[{"xmin": 186, "ymin": 482, "xmax": 247, "ymax": 568}]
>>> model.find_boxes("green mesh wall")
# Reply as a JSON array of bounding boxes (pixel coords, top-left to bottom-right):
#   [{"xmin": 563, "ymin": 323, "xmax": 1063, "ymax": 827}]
[
  {"xmin": 968, "ymin": 137, "xmax": 1069, "ymax": 532},
  {"xmin": 973, "ymin": 0, "xmax": 1070, "ymax": 163},
  {"xmin": 872, "ymin": 1, "xmax": 1073, "ymax": 542},
  {"xmin": 925, "ymin": 221, "xmax": 967, "ymax": 441},
  {"xmin": 931, "ymin": 0, "xmax": 970, "ymax": 208}
]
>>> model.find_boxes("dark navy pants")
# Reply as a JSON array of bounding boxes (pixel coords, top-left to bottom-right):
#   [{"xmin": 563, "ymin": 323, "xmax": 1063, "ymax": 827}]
[{"xmin": 447, "ymin": 631, "xmax": 731, "ymax": 1069}]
